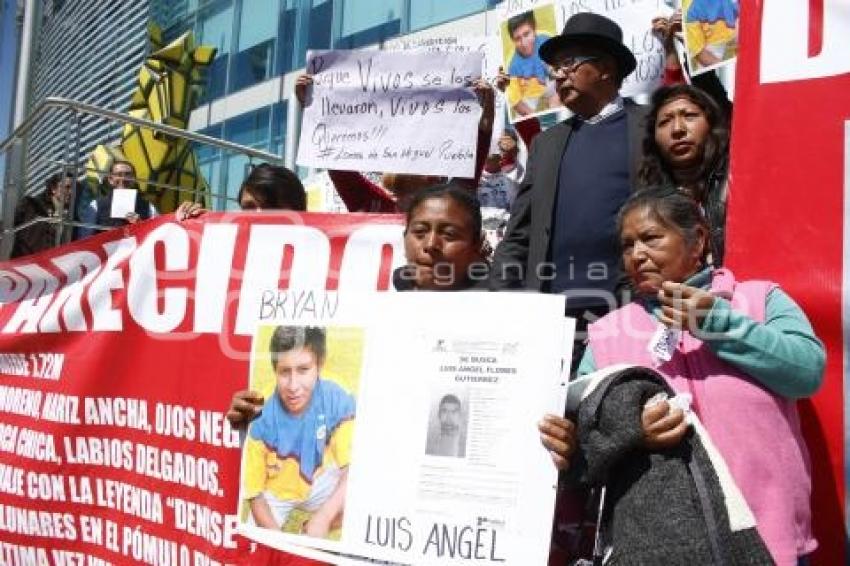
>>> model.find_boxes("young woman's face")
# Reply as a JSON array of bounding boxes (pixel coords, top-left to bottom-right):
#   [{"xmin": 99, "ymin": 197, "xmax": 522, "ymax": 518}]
[
  {"xmin": 620, "ymin": 206, "xmax": 705, "ymax": 296},
  {"xmin": 403, "ymin": 196, "xmax": 481, "ymax": 291},
  {"xmin": 654, "ymin": 96, "xmax": 712, "ymax": 171}
]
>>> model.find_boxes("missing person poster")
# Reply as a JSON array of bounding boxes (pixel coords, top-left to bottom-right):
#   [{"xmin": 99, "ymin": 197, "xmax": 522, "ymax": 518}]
[
  {"xmin": 237, "ymin": 292, "xmax": 573, "ymax": 565},
  {"xmin": 499, "ymin": 3, "xmax": 561, "ymax": 123},
  {"xmin": 681, "ymin": 0, "xmax": 739, "ymax": 76},
  {"xmin": 239, "ymin": 325, "xmax": 364, "ymax": 541}
]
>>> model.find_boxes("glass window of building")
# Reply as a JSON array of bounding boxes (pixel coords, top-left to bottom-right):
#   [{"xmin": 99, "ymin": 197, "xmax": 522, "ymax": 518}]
[
  {"xmin": 337, "ymin": 0, "xmax": 402, "ymax": 48},
  {"xmin": 224, "ymin": 154, "xmax": 251, "ymax": 210},
  {"xmin": 224, "ymin": 106, "xmax": 271, "ymax": 148},
  {"xmin": 221, "ymin": 107, "xmax": 272, "ymax": 208},
  {"xmin": 194, "ymin": 124, "xmax": 226, "ymax": 208},
  {"xmin": 196, "ymin": 0, "xmax": 234, "ymax": 102},
  {"xmin": 409, "ymin": 0, "xmax": 491, "ymax": 32},
  {"xmin": 275, "ymin": 0, "xmax": 299, "ymax": 75},
  {"xmin": 271, "ymin": 101, "xmax": 287, "ymax": 156},
  {"xmin": 152, "ymin": 0, "xmax": 199, "ymax": 33},
  {"xmin": 297, "ymin": 0, "xmax": 332, "ymax": 68},
  {"xmin": 231, "ymin": 0, "xmax": 278, "ymax": 91}
]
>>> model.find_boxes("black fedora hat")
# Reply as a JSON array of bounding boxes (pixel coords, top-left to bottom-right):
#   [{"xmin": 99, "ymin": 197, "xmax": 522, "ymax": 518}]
[{"xmin": 539, "ymin": 12, "xmax": 637, "ymax": 78}]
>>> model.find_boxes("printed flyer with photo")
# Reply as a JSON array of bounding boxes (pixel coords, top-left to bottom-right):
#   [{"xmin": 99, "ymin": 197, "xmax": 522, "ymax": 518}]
[{"xmin": 237, "ymin": 292, "xmax": 573, "ymax": 565}]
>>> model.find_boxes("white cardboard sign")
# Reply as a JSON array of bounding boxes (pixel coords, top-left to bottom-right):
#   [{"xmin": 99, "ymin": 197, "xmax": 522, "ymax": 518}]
[{"xmin": 297, "ymin": 49, "xmax": 484, "ymax": 178}]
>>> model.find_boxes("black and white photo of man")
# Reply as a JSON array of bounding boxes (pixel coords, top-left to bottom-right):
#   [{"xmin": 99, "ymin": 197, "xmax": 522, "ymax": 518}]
[{"xmin": 425, "ymin": 393, "xmax": 468, "ymax": 458}]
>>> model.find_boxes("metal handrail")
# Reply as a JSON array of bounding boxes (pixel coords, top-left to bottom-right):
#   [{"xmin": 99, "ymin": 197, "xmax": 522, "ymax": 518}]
[
  {"xmin": 5, "ymin": 215, "xmax": 111, "ymax": 234},
  {"xmin": 14, "ymin": 156, "xmax": 239, "ymax": 203},
  {"xmin": 0, "ymin": 96, "xmax": 285, "ymax": 164}
]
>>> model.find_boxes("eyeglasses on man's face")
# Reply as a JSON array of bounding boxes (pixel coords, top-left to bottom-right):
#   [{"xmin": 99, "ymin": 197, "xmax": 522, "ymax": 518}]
[{"xmin": 551, "ymin": 56, "xmax": 599, "ymax": 76}]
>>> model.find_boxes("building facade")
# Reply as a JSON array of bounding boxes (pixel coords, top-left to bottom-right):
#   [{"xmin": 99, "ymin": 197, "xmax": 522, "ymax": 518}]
[
  {"xmin": 0, "ymin": 0, "xmax": 22, "ymax": 183},
  {"xmin": 22, "ymin": 0, "xmax": 150, "ymax": 193}
]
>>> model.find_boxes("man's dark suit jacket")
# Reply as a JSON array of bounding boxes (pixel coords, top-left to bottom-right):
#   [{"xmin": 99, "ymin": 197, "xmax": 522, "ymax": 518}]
[{"xmin": 491, "ymin": 100, "xmax": 650, "ymax": 292}]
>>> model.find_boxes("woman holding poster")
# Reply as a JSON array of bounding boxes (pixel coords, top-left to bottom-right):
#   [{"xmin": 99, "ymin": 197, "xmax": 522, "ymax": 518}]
[
  {"xmin": 229, "ymin": 184, "xmax": 578, "ymax": 465},
  {"xmin": 579, "ymin": 187, "xmax": 824, "ymax": 565},
  {"xmin": 227, "ymin": 184, "xmax": 578, "ymax": 565}
]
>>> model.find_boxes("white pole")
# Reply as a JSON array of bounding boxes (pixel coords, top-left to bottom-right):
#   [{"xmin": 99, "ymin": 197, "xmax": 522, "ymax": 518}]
[{"xmin": 284, "ymin": 77, "xmax": 301, "ymax": 172}]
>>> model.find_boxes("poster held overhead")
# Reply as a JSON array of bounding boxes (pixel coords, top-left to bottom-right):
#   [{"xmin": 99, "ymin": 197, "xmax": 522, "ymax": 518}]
[
  {"xmin": 499, "ymin": 3, "xmax": 561, "ymax": 124},
  {"xmin": 296, "ymin": 49, "xmax": 483, "ymax": 178},
  {"xmin": 681, "ymin": 0, "xmax": 739, "ymax": 76}
]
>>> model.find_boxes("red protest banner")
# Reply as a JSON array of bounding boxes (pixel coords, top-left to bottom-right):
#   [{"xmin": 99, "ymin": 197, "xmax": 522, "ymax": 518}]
[
  {"xmin": 0, "ymin": 212, "xmax": 404, "ymax": 565},
  {"xmin": 729, "ymin": 2, "xmax": 849, "ymax": 563}
]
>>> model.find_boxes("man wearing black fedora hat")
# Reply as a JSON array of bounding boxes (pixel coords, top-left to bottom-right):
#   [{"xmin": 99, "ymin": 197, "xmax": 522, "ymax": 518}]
[{"xmin": 492, "ymin": 12, "xmax": 649, "ymax": 365}]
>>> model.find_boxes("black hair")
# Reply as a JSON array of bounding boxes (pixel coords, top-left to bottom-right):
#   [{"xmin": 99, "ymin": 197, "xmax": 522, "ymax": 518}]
[
  {"xmin": 638, "ymin": 84, "xmax": 729, "ymax": 189},
  {"xmin": 439, "ymin": 394, "xmax": 462, "ymax": 409},
  {"xmin": 405, "ymin": 182, "xmax": 483, "ymax": 243},
  {"xmin": 618, "ymin": 185, "xmax": 709, "ymax": 252},
  {"xmin": 508, "ymin": 11, "xmax": 536, "ymax": 37},
  {"xmin": 269, "ymin": 326, "xmax": 326, "ymax": 370},
  {"xmin": 238, "ymin": 163, "xmax": 307, "ymax": 211},
  {"xmin": 109, "ymin": 159, "xmax": 137, "ymax": 176},
  {"xmin": 45, "ymin": 171, "xmax": 74, "ymax": 191}
]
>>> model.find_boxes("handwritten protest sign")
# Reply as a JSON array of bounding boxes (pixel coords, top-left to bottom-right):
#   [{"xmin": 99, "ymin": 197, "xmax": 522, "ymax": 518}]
[
  {"xmin": 296, "ymin": 50, "xmax": 483, "ymax": 178},
  {"xmin": 383, "ymin": 34, "xmax": 508, "ymax": 159},
  {"xmin": 499, "ymin": 0, "xmax": 672, "ymax": 108},
  {"xmin": 384, "ymin": 35, "xmax": 502, "ymax": 79}
]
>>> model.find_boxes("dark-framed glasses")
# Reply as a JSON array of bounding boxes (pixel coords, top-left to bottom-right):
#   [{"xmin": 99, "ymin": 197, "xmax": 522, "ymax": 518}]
[{"xmin": 551, "ymin": 55, "xmax": 599, "ymax": 76}]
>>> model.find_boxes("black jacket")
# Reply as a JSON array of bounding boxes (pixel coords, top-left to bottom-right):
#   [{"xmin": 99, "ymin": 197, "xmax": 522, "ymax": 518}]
[
  {"xmin": 490, "ymin": 101, "xmax": 649, "ymax": 292},
  {"xmin": 576, "ymin": 366, "xmax": 774, "ymax": 565},
  {"xmin": 11, "ymin": 193, "xmax": 62, "ymax": 258}
]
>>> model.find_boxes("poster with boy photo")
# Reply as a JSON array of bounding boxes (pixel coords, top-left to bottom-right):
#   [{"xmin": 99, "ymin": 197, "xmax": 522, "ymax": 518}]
[
  {"xmin": 238, "ymin": 324, "xmax": 364, "ymax": 541},
  {"xmin": 500, "ymin": 4, "xmax": 561, "ymax": 123},
  {"xmin": 682, "ymin": 0, "xmax": 739, "ymax": 76}
]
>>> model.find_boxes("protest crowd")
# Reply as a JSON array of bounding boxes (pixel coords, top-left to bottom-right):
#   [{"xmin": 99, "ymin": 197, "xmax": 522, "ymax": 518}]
[{"xmin": 4, "ymin": 5, "xmax": 826, "ymax": 566}]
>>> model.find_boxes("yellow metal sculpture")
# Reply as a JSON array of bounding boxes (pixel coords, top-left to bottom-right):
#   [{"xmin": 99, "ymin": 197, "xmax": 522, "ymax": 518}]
[{"xmin": 85, "ymin": 23, "xmax": 217, "ymax": 213}]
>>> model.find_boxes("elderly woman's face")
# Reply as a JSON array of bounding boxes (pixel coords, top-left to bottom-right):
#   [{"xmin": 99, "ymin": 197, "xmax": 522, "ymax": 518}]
[
  {"xmin": 620, "ymin": 207, "xmax": 704, "ymax": 296},
  {"xmin": 403, "ymin": 196, "xmax": 480, "ymax": 290},
  {"xmin": 654, "ymin": 96, "xmax": 711, "ymax": 171}
]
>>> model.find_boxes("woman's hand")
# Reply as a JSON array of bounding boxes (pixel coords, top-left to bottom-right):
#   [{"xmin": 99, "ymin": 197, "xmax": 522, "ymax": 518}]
[
  {"xmin": 652, "ymin": 10, "xmax": 682, "ymax": 50},
  {"xmin": 472, "ymin": 78, "xmax": 495, "ymax": 133},
  {"xmin": 295, "ymin": 74, "xmax": 313, "ymax": 106},
  {"xmin": 641, "ymin": 399, "xmax": 688, "ymax": 450},
  {"xmin": 652, "ymin": 10, "xmax": 683, "ymax": 70},
  {"xmin": 669, "ymin": 10, "xmax": 683, "ymax": 36},
  {"xmin": 658, "ymin": 281, "xmax": 716, "ymax": 332},
  {"xmin": 494, "ymin": 66, "xmax": 510, "ymax": 92},
  {"xmin": 538, "ymin": 414, "xmax": 577, "ymax": 470},
  {"xmin": 226, "ymin": 390, "xmax": 264, "ymax": 429},
  {"xmin": 175, "ymin": 201, "xmax": 206, "ymax": 221}
]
